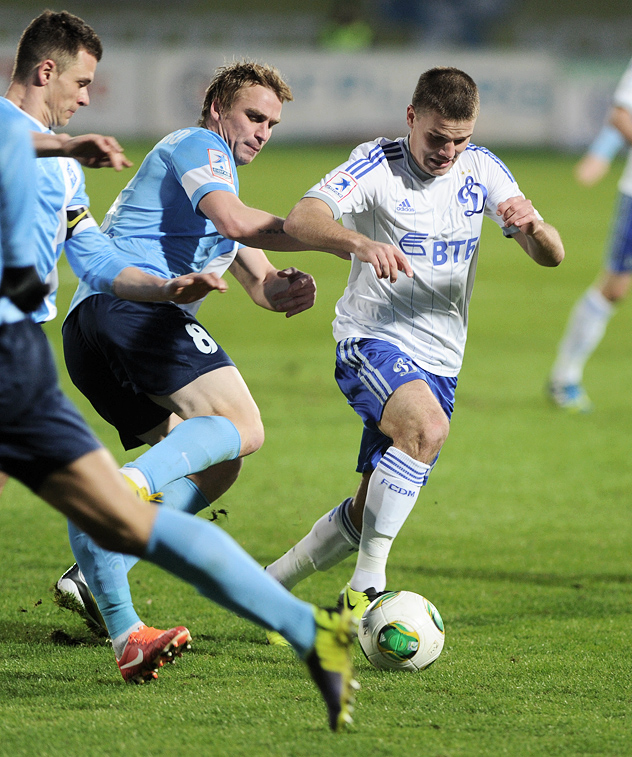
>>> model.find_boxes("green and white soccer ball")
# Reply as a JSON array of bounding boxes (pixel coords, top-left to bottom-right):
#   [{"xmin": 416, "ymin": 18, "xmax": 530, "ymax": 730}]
[{"xmin": 358, "ymin": 590, "xmax": 445, "ymax": 671}]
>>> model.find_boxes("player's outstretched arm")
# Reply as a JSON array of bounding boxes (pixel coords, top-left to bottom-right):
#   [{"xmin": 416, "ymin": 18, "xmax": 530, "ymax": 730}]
[
  {"xmin": 574, "ymin": 123, "xmax": 625, "ymax": 187},
  {"xmin": 112, "ymin": 268, "xmax": 227, "ymax": 303},
  {"xmin": 32, "ymin": 132, "xmax": 133, "ymax": 171},
  {"xmin": 497, "ymin": 196, "xmax": 565, "ymax": 267},
  {"xmin": 198, "ymin": 190, "xmax": 307, "ymax": 251},
  {"xmin": 610, "ymin": 105, "xmax": 632, "ymax": 146},
  {"xmin": 284, "ymin": 197, "xmax": 413, "ymax": 283},
  {"xmin": 229, "ymin": 247, "xmax": 316, "ymax": 318}
]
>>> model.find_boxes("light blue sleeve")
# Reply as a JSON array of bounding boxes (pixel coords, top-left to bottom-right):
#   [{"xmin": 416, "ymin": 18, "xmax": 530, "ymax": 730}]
[
  {"xmin": 64, "ymin": 225, "xmax": 131, "ymax": 294},
  {"xmin": 63, "ymin": 170, "xmax": 140, "ymax": 293},
  {"xmin": 587, "ymin": 124, "xmax": 625, "ymax": 160},
  {"xmin": 0, "ymin": 112, "xmax": 38, "ymax": 269},
  {"xmin": 170, "ymin": 131, "xmax": 239, "ymax": 211}
]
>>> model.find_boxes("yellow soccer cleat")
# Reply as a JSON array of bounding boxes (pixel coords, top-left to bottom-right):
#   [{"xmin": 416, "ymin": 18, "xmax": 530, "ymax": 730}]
[
  {"xmin": 304, "ymin": 605, "xmax": 360, "ymax": 732},
  {"xmin": 266, "ymin": 629, "xmax": 292, "ymax": 648},
  {"xmin": 337, "ymin": 583, "xmax": 386, "ymax": 623}
]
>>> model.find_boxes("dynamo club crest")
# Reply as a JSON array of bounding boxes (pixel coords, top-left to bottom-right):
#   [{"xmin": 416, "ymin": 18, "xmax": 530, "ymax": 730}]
[{"xmin": 457, "ymin": 175, "xmax": 487, "ymax": 216}]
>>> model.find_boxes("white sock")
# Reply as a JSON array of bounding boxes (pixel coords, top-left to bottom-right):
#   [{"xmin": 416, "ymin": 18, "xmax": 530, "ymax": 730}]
[
  {"xmin": 112, "ymin": 620, "xmax": 144, "ymax": 659},
  {"xmin": 351, "ymin": 447, "xmax": 430, "ymax": 593},
  {"xmin": 119, "ymin": 466, "xmax": 151, "ymax": 493},
  {"xmin": 266, "ymin": 499, "xmax": 360, "ymax": 590},
  {"xmin": 550, "ymin": 287, "xmax": 614, "ymax": 385}
]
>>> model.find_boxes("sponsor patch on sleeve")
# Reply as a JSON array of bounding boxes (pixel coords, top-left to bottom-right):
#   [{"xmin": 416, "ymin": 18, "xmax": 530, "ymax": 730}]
[
  {"xmin": 207, "ymin": 149, "xmax": 234, "ymax": 184},
  {"xmin": 318, "ymin": 171, "xmax": 358, "ymax": 202}
]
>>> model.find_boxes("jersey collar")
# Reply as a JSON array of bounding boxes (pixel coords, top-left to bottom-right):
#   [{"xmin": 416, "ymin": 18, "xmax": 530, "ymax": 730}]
[{"xmin": 403, "ymin": 135, "xmax": 435, "ymax": 182}]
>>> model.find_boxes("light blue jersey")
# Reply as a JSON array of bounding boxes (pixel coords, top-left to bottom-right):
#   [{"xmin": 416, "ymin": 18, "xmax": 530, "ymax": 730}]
[
  {"xmin": 0, "ymin": 99, "xmax": 38, "ymax": 325},
  {"xmin": 0, "ymin": 98, "xmax": 130, "ymax": 323},
  {"xmin": 69, "ymin": 127, "xmax": 242, "ymax": 313}
]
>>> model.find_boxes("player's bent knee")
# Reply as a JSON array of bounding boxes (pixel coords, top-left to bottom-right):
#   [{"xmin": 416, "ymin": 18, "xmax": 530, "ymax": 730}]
[
  {"xmin": 428, "ymin": 415, "xmax": 450, "ymax": 449},
  {"xmin": 398, "ymin": 415, "xmax": 449, "ymax": 461},
  {"xmin": 600, "ymin": 273, "xmax": 632, "ymax": 302},
  {"xmin": 235, "ymin": 417, "xmax": 265, "ymax": 457}
]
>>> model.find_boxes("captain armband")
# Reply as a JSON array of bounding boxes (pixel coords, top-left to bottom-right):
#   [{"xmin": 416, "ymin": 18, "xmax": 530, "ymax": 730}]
[{"xmin": 66, "ymin": 206, "xmax": 98, "ymax": 240}]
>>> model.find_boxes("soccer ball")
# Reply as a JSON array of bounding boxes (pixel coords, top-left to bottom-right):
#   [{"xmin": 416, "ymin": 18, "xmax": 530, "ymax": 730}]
[{"xmin": 358, "ymin": 590, "xmax": 445, "ymax": 671}]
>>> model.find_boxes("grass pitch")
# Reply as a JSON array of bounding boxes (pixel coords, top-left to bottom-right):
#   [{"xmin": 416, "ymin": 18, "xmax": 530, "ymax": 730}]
[{"xmin": 0, "ymin": 144, "xmax": 630, "ymax": 757}]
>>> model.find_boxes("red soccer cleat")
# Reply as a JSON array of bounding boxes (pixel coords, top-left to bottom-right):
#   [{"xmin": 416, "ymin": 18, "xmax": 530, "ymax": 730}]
[{"xmin": 117, "ymin": 625, "xmax": 192, "ymax": 684}]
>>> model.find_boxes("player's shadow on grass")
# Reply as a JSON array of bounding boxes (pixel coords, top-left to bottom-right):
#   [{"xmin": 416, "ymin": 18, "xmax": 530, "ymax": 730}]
[{"xmin": 0, "ymin": 616, "xmax": 110, "ymax": 648}]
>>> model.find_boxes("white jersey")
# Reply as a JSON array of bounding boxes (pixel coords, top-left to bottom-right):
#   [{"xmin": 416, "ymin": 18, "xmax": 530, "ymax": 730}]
[
  {"xmin": 305, "ymin": 136, "xmax": 533, "ymax": 377},
  {"xmin": 612, "ymin": 57, "xmax": 632, "ymax": 197}
]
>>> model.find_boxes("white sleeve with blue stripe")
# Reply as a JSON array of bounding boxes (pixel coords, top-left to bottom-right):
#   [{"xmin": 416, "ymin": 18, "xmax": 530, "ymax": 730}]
[{"xmin": 303, "ymin": 139, "xmax": 387, "ymax": 219}]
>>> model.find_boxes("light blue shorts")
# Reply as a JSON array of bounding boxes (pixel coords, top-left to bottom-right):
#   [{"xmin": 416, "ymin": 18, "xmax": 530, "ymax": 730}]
[{"xmin": 335, "ymin": 337, "xmax": 457, "ymax": 473}]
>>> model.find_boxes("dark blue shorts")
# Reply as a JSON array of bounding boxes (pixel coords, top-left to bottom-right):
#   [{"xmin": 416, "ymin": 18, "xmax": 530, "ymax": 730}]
[
  {"xmin": 62, "ymin": 294, "xmax": 235, "ymax": 451},
  {"xmin": 605, "ymin": 192, "xmax": 632, "ymax": 273},
  {"xmin": 0, "ymin": 319, "xmax": 101, "ymax": 491},
  {"xmin": 335, "ymin": 337, "xmax": 457, "ymax": 473}
]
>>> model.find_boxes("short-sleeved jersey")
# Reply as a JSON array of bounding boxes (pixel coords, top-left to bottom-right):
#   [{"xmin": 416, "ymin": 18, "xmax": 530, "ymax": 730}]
[
  {"xmin": 305, "ymin": 136, "xmax": 531, "ymax": 377},
  {"xmin": 612, "ymin": 57, "xmax": 632, "ymax": 197},
  {"xmin": 0, "ymin": 98, "xmax": 129, "ymax": 323},
  {"xmin": 69, "ymin": 128, "xmax": 242, "ymax": 314},
  {"xmin": 0, "ymin": 98, "xmax": 37, "ymax": 325}
]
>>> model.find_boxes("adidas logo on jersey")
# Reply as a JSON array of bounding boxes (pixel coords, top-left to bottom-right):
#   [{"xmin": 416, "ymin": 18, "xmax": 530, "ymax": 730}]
[{"xmin": 396, "ymin": 199, "xmax": 414, "ymax": 213}]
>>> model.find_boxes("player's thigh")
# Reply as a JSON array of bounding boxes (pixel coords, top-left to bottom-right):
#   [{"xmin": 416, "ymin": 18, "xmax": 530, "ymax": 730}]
[
  {"xmin": 147, "ymin": 366, "xmax": 264, "ymax": 454},
  {"xmin": 147, "ymin": 365, "xmax": 257, "ymax": 419},
  {"xmin": 39, "ymin": 448, "xmax": 154, "ymax": 554},
  {"xmin": 379, "ymin": 379, "xmax": 449, "ymax": 445},
  {"xmin": 336, "ymin": 337, "xmax": 454, "ymax": 457}
]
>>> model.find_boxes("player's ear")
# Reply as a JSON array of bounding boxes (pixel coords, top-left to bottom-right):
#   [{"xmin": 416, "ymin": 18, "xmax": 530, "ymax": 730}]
[
  {"xmin": 208, "ymin": 99, "xmax": 223, "ymax": 124},
  {"xmin": 35, "ymin": 59, "xmax": 57, "ymax": 86},
  {"xmin": 406, "ymin": 104, "xmax": 416, "ymax": 129}
]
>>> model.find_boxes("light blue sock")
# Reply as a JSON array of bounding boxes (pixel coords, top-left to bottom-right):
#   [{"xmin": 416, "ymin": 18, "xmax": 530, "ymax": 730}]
[
  {"xmin": 145, "ymin": 508, "xmax": 317, "ymax": 657},
  {"xmin": 68, "ymin": 521, "xmax": 141, "ymax": 640},
  {"xmin": 122, "ymin": 477, "xmax": 211, "ymax": 572},
  {"xmin": 125, "ymin": 416, "xmax": 241, "ymax": 492}
]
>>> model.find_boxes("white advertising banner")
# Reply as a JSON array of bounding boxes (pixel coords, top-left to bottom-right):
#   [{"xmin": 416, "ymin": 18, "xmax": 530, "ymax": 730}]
[{"xmin": 0, "ymin": 45, "xmax": 625, "ymax": 149}]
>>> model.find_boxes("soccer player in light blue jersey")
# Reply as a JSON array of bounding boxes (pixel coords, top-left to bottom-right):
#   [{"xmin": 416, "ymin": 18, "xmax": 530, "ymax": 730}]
[
  {"xmin": 57, "ymin": 57, "xmax": 409, "ymax": 683},
  {"xmin": 0, "ymin": 90, "xmax": 357, "ymax": 734},
  {"xmin": 549, "ymin": 57, "xmax": 632, "ymax": 412},
  {"xmin": 3, "ymin": 9, "xmax": 241, "ymax": 678},
  {"xmin": 265, "ymin": 67, "xmax": 565, "ymax": 630},
  {"xmin": 3, "ymin": 11, "xmax": 218, "ymax": 324}
]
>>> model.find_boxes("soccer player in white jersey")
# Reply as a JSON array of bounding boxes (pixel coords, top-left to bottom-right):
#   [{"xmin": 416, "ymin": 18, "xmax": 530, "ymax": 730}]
[
  {"xmin": 548, "ymin": 56, "xmax": 632, "ymax": 411},
  {"xmin": 0, "ymin": 98, "xmax": 358, "ymax": 731},
  {"xmin": 265, "ymin": 67, "xmax": 565, "ymax": 629},
  {"xmin": 3, "ymin": 9, "xmax": 235, "ymax": 680}
]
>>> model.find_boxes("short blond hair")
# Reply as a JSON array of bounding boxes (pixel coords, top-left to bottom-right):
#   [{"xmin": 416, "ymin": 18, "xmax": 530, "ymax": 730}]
[{"xmin": 198, "ymin": 60, "xmax": 293, "ymax": 127}]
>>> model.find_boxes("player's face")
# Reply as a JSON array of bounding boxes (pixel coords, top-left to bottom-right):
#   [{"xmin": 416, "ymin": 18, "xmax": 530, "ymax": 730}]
[
  {"xmin": 407, "ymin": 106, "xmax": 476, "ymax": 176},
  {"xmin": 214, "ymin": 85, "xmax": 283, "ymax": 166},
  {"xmin": 45, "ymin": 49, "xmax": 97, "ymax": 128}
]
